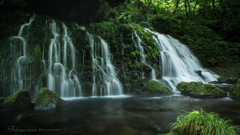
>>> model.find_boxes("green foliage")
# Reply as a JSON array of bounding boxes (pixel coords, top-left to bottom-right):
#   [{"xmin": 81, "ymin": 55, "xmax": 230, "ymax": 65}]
[
  {"xmin": 131, "ymin": 52, "xmax": 135, "ymax": 57},
  {"xmin": 135, "ymin": 50, "xmax": 140, "ymax": 56},
  {"xmin": 118, "ymin": 12, "xmax": 133, "ymax": 23},
  {"xmin": 84, "ymin": 45, "xmax": 92, "ymax": 51},
  {"xmin": 170, "ymin": 108, "xmax": 240, "ymax": 135}
]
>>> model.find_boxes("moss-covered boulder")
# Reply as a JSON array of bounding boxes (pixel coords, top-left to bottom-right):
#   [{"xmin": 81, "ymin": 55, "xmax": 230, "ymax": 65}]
[
  {"xmin": 147, "ymin": 80, "xmax": 171, "ymax": 94},
  {"xmin": 35, "ymin": 87, "xmax": 67, "ymax": 110},
  {"xmin": 176, "ymin": 82, "xmax": 225, "ymax": 98},
  {"xmin": 217, "ymin": 76, "xmax": 238, "ymax": 84},
  {"xmin": 2, "ymin": 89, "xmax": 31, "ymax": 109},
  {"xmin": 229, "ymin": 80, "xmax": 240, "ymax": 99}
]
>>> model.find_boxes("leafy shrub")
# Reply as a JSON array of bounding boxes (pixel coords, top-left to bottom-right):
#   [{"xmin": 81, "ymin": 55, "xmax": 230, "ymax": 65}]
[{"xmin": 169, "ymin": 108, "xmax": 240, "ymax": 135}]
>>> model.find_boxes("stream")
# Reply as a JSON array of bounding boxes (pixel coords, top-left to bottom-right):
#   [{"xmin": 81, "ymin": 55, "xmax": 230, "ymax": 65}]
[{"xmin": 1, "ymin": 93, "xmax": 240, "ymax": 135}]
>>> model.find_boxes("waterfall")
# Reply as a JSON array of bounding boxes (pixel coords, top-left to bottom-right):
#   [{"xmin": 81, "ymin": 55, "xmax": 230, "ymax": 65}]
[
  {"xmin": 131, "ymin": 28, "xmax": 156, "ymax": 80},
  {"xmin": 87, "ymin": 33, "xmax": 123, "ymax": 96},
  {"xmin": 8, "ymin": 16, "xmax": 82, "ymax": 97},
  {"xmin": 145, "ymin": 28, "xmax": 218, "ymax": 92},
  {"xmin": 10, "ymin": 17, "xmax": 35, "ymax": 94},
  {"xmin": 46, "ymin": 19, "xmax": 81, "ymax": 97}
]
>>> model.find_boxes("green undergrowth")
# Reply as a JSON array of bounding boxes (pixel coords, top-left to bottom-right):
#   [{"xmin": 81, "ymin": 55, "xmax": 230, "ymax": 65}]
[{"xmin": 168, "ymin": 108, "xmax": 240, "ymax": 135}]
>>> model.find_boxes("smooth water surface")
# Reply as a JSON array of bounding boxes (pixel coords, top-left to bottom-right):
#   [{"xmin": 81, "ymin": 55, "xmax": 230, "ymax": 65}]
[{"xmin": 1, "ymin": 94, "xmax": 240, "ymax": 135}]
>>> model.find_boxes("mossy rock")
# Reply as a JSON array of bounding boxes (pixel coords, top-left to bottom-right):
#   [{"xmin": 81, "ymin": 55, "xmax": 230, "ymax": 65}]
[
  {"xmin": 35, "ymin": 87, "xmax": 66, "ymax": 110},
  {"xmin": 177, "ymin": 82, "xmax": 225, "ymax": 98},
  {"xmin": 84, "ymin": 45, "xmax": 92, "ymax": 51},
  {"xmin": 147, "ymin": 80, "xmax": 171, "ymax": 94},
  {"xmin": 229, "ymin": 84, "xmax": 240, "ymax": 99},
  {"xmin": 2, "ymin": 89, "xmax": 31, "ymax": 109},
  {"xmin": 217, "ymin": 76, "xmax": 238, "ymax": 84},
  {"xmin": 140, "ymin": 62, "xmax": 152, "ymax": 73}
]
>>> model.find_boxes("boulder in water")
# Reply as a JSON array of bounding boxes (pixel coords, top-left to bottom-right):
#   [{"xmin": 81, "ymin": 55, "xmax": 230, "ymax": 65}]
[
  {"xmin": 177, "ymin": 82, "xmax": 225, "ymax": 98},
  {"xmin": 34, "ymin": 87, "xmax": 67, "ymax": 110},
  {"xmin": 217, "ymin": 76, "xmax": 238, "ymax": 84},
  {"xmin": 147, "ymin": 80, "xmax": 171, "ymax": 94},
  {"xmin": 229, "ymin": 79, "xmax": 240, "ymax": 99},
  {"xmin": 2, "ymin": 89, "xmax": 31, "ymax": 109}
]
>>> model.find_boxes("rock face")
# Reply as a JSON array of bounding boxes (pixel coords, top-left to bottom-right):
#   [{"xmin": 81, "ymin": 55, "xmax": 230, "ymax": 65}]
[
  {"xmin": 229, "ymin": 79, "xmax": 240, "ymax": 99},
  {"xmin": 176, "ymin": 82, "xmax": 225, "ymax": 98},
  {"xmin": 147, "ymin": 80, "xmax": 171, "ymax": 94},
  {"xmin": 35, "ymin": 87, "xmax": 67, "ymax": 110},
  {"xmin": 2, "ymin": 89, "xmax": 31, "ymax": 109}
]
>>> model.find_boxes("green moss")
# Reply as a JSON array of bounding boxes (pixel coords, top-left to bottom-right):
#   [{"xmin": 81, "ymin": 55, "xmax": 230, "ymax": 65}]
[
  {"xmin": 34, "ymin": 44, "xmax": 41, "ymax": 61},
  {"xmin": 177, "ymin": 81, "xmax": 225, "ymax": 98},
  {"xmin": 147, "ymin": 46, "xmax": 152, "ymax": 50},
  {"xmin": 84, "ymin": 45, "xmax": 92, "ymax": 51},
  {"xmin": 135, "ymin": 50, "xmax": 140, "ymax": 56},
  {"xmin": 148, "ymin": 27, "xmax": 154, "ymax": 31},
  {"xmin": 35, "ymin": 87, "xmax": 60, "ymax": 107},
  {"xmin": 131, "ymin": 52, "xmax": 135, "ymax": 57},
  {"xmin": 147, "ymin": 80, "xmax": 170, "ymax": 94},
  {"xmin": 89, "ymin": 23, "xmax": 95, "ymax": 29},
  {"xmin": 127, "ymin": 62, "xmax": 133, "ymax": 68},
  {"xmin": 230, "ymin": 84, "xmax": 240, "ymax": 98},
  {"xmin": 2, "ymin": 89, "xmax": 30, "ymax": 109}
]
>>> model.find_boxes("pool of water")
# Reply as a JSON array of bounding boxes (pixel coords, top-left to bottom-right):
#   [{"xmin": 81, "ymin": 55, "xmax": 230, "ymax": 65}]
[{"xmin": 1, "ymin": 94, "xmax": 240, "ymax": 135}]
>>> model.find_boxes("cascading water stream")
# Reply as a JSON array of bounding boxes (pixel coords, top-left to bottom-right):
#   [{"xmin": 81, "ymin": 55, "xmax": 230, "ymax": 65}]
[
  {"xmin": 46, "ymin": 20, "xmax": 81, "ymax": 97},
  {"xmin": 131, "ymin": 28, "xmax": 156, "ymax": 80},
  {"xmin": 87, "ymin": 33, "xmax": 123, "ymax": 96},
  {"xmin": 145, "ymin": 28, "xmax": 218, "ymax": 91},
  {"xmin": 10, "ymin": 17, "xmax": 35, "ymax": 94}
]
